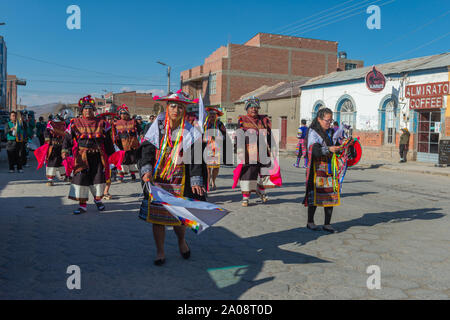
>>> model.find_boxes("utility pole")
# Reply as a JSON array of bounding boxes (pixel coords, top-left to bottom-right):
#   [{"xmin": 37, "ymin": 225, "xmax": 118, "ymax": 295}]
[{"xmin": 157, "ymin": 61, "xmax": 171, "ymax": 94}]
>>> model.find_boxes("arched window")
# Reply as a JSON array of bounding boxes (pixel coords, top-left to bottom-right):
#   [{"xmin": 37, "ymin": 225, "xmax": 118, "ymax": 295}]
[
  {"xmin": 312, "ymin": 101, "xmax": 326, "ymax": 119},
  {"xmin": 337, "ymin": 98, "xmax": 356, "ymax": 128},
  {"xmin": 380, "ymin": 98, "xmax": 398, "ymax": 144}
]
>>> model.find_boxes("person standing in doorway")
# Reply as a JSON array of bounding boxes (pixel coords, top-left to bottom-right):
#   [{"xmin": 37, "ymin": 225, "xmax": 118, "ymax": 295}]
[{"xmin": 399, "ymin": 128, "xmax": 410, "ymax": 163}]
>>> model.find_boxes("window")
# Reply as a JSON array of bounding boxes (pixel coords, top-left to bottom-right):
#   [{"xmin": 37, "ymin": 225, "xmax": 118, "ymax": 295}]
[
  {"xmin": 312, "ymin": 101, "xmax": 326, "ymax": 119},
  {"xmin": 209, "ymin": 74, "xmax": 217, "ymax": 95},
  {"xmin": 338, "ymin": 98, "xmax": 356, "ymax": 128},
  {"xmin": 345, "ymin": 63, "xmax": 357, "ymax": 70}
]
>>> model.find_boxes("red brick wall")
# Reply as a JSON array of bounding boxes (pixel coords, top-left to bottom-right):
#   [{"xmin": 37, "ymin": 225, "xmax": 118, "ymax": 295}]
[{"xmin": 353, "ymin": 131, "xmax": 384, "ymax": 147}]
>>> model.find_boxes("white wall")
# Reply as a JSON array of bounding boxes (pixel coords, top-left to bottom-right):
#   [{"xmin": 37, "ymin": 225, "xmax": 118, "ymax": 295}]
[{"xmin": 300, "ymin": 70, "xmax": 448, "ymax": 131}]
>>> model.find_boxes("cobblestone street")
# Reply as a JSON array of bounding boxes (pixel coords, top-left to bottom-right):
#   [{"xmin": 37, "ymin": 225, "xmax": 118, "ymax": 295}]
[{"xmin": 0, "ymin": 149, "xmax": 449, "ymax": 300}]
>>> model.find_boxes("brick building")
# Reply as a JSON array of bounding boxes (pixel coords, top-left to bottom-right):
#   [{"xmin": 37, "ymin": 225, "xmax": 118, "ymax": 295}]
[
  {"xmin": 300, "ymin": 52, "xmax": 450, "ymax": 164},
  {"xmin": 6, "ymin": 75, "xmax": 26, "ymax": 112},
  {"xmin": 106, "ymin": 91, "xmax": 163, "ymax": 117},
  {"xmin": 180, "ymin": 32, "xmax": 362, "ymax": 115},
  {"xmin": 0, "ymin": 36, "xmax": 6, "ymax": 110},
  {"xmin": 233, "ymin": 79, "xmax": 308, "ymax": 150}
]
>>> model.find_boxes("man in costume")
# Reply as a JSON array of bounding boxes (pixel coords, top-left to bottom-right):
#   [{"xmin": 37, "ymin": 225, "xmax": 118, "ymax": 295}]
[
  {"xmin": 138, "ymin": 90, "xmax": 205, "ymax": 266},
  {"xmin": 44, "ymin": 114, "xmax": 67, "ymax": 186},
  {"xmin": 6, "ymin": 111, "xmax": 25, "ymax": 173},
  {"xmin": 62, "ymin": 95, "xmax": 115, "ymax": 215},
  {"xmin": 203, "ymin": 107, "xmax": 227, "ymax": 191},
  {"xmin": 36, "ymin": 116, "xmax": 47, "ymax": 146},
  {"xmin": 236, "ymin": 96, "xmax": 276, "ymax": 207},
  {"xmin": 113, "ymin": 104, "xmax": 140, "ymax": 182},
  {"xmin": 303, "ymin": 108, "xmax": 361, "ymax": 233},
  {"xmin": 293, "ymin": 119, "xmax": 308, "ymax": 168}
]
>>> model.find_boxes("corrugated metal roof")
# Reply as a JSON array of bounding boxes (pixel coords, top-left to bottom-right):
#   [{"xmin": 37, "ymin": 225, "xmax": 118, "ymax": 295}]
[
  {"xmin": 236, "ymin": 79, "xmax": 309, "ymax": 103},
  {"xmin": 301, "ymin": 52, "xmax": 450, "ymax": 88}
]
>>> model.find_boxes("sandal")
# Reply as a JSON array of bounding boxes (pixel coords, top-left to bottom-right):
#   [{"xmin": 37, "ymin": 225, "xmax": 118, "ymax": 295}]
[
  {"xmin": 241, "ymin": 199, "xmax": 249, "ymax": 207},
  {"xmin": 103, "ymin": 194, "xmax": 112, "ymax": 200}
]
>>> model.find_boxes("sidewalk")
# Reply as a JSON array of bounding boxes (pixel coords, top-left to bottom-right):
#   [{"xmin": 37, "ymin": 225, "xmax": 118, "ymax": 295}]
[{"xmin": 280, "ymin": 150, "xmax": 450, "ymax": 178}]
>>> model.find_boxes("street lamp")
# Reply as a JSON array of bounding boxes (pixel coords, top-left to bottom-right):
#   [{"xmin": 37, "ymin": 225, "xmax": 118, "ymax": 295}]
[{"xmin": 157, "ymin": 61, "xmax": 171, "ymax": 95}]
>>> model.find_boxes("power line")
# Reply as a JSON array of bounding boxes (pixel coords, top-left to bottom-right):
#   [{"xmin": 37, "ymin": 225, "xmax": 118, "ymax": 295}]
[
  {"xmin": 25, "ymin": 79, "xmax": 170, "ymax": 87},
  {"xmin": 9, "ymin": 52, "xmax": 165, "ymax": 81},
  {"xmin": 384, "ymin": 31, "xmax": 450, "ymax": 62}
]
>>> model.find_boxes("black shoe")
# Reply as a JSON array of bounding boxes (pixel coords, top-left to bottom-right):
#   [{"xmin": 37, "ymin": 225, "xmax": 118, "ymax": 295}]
[
  {"xmin": 95, "ymin": 201, "xmax": 106, "ymax": 211},
  {"xmin": 154, "ymin": 258, "xmax": 166, "ymax": 266},
  {"xmin": 322, "ymin": 226, "xmax": 337, "ymax": 233},
  {"xmin": 181, "ymin": 242, "xmax": 191, "ymax": 260},
  {"xmin": 307, "ymin": 224, "xmax": 321, "ymax": 231},
  {"xmin": 131, "ymin": 174, "xmax": 136, "ymax": 181}
]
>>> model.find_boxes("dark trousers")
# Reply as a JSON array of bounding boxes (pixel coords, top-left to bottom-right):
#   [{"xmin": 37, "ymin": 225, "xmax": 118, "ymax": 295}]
[
  {"xmin": 308, "ymin": 206, "xmax": 333, "ymax": 225},
  {"xmin": 6, "ymin": 141, "xmax": 23, "ymax": 170},
  {"xmin": 399, "ymin": 144, "xmax": 408, "ymax": 161},
  {"xmin": 38, "ymin": 134, "xmax": 45, "ymax": 146}
]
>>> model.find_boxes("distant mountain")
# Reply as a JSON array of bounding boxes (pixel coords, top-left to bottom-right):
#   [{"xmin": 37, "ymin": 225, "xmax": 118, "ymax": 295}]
[{"xmin": 28, "ymin": 103, "xmax": 62, "ymax": 117}]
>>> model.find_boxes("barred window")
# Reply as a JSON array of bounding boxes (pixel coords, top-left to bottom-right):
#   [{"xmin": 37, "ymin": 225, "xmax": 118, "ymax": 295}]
[{"xmin": 209, "ymin": 74, "xmax": 217, "ymax": 95}]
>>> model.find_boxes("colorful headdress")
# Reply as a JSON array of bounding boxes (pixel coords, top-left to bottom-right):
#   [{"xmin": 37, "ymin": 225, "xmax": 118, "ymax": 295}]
[
  {"xmin": 205, "ymin": 106, "xmax": 224, "ymax": 116},
  {"xmin": 245, "ymin": 96, "xmax": 260, "ymax": 110},
  {"xmin": 153, "ymin": 89, "xmax": 199, "ymax": 105},
  {"xmin": 118, "ymin": 104, "xmax": 130, "ymax": 114},
  {"xmin": 78, "ymin": 95, "xmax": 96, "ymax": 110}
]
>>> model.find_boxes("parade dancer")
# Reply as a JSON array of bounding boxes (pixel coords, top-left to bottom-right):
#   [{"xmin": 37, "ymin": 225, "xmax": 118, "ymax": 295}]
[
  {"xmin": 138, "ymin": 91, "xmax": 205, "ymax": 266},
  {"xmin": 236, "ymin": 96, "xmax": 276, "ymax": 207},
  {"xmin": 44, "ymin": 114, "xmax": 67, "ymax": 186},
  {"xmin": 113, "ymin": 105, "xmax": 140, "ymax": 182},
  {"xmin": 294, "ymin": 119, "xmax": 308, "ymax": 168},
  {"xmin": 303, "ymin": 108, "xmax": 342, "ymax": 233},
  {"xmin": 203, "ymin": 107, "xmax": 227, "ymax": 191},
  {"xmin": 62, "ymin": 95, "xmax": 115, "ymax": 215}
]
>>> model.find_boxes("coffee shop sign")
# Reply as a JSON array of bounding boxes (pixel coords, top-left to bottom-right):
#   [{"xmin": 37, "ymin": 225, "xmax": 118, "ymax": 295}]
[{"xmin": 406, "ymin": 81, "xmax": 449, "ymax": 110}]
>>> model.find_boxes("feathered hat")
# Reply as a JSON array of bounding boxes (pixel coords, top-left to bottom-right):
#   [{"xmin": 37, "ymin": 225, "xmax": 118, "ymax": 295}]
[
  {"xmin": 206, "ymin": 106, "xmax": 224, "ymax": 116},
  {"xmin": 153, "ymin": 89, "xmax": 199, "ymax": 105},
  {"xmin": 117, "ymin": 104, "xmax": 130, "ymax": 114},
  {"xmin": 244, "ymin": 96, "xmax": 260, "ymax": 110},
  {"xmin": 78, "ymin": 95, "xmax": 96, "ymax": 110}
]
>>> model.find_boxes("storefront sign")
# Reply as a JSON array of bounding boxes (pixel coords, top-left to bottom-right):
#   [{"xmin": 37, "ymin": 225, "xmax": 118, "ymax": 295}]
[
  {"xmin": 406, "ymin": 81, "xmax": 449, "ymax": 110},
  {"xmin": 366, "ymin": 66, "xmax": 386, "ymax": 92},
  {"xmin": 409, "ymin": 96, "xmax": 444, "ymax": 109},
  {"xmin": 406, "ymin": 81, "xmax": 449, "ymax": 98}
]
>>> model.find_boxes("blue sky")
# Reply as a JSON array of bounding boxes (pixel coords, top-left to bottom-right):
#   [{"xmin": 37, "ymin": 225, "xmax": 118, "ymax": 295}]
[{"xmin": 1, "ymin": 0, "xmax": 449, "ymax": 106}]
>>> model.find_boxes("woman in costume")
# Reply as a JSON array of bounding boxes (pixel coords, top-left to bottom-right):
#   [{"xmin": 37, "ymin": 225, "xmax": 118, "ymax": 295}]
[
  {"xmin": 203, "ymin": 107, "xmax": 227, "ymax": 191},
  {"xmin": 44, "ymin": 114, "xmax": 67, "ymax": 186},
  {"xmin": 236, "ymin": 96, "xmax": 275, "ymax": 207},
  {"xmin": 303, "ymin": 108, "xmax": 342, "ymax": 233},
  {"xmin": 138, "ymin": 91, "xmax": 206, "ymax": 266},
  {"xmin": 113, "ymin": 105, "xmax": 140, "ymax": 182},
  {"xmin": 62, "ymin": 95, "xmax": 115, "ymax": 215}
]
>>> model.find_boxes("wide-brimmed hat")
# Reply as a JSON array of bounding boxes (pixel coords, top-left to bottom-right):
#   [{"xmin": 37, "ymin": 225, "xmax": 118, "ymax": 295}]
[
  {"xmin": 206, "ymin": 106, "xmax": 224, "ymax": 116},
  {"xmin": 153, "ymin": 89, "xmax": 199, "ymax": 105}
]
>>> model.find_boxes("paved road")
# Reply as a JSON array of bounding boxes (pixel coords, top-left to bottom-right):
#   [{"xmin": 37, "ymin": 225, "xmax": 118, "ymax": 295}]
[{"xmin": 0, "ymin": 149, "xmax": 449, "ymax": 300}]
